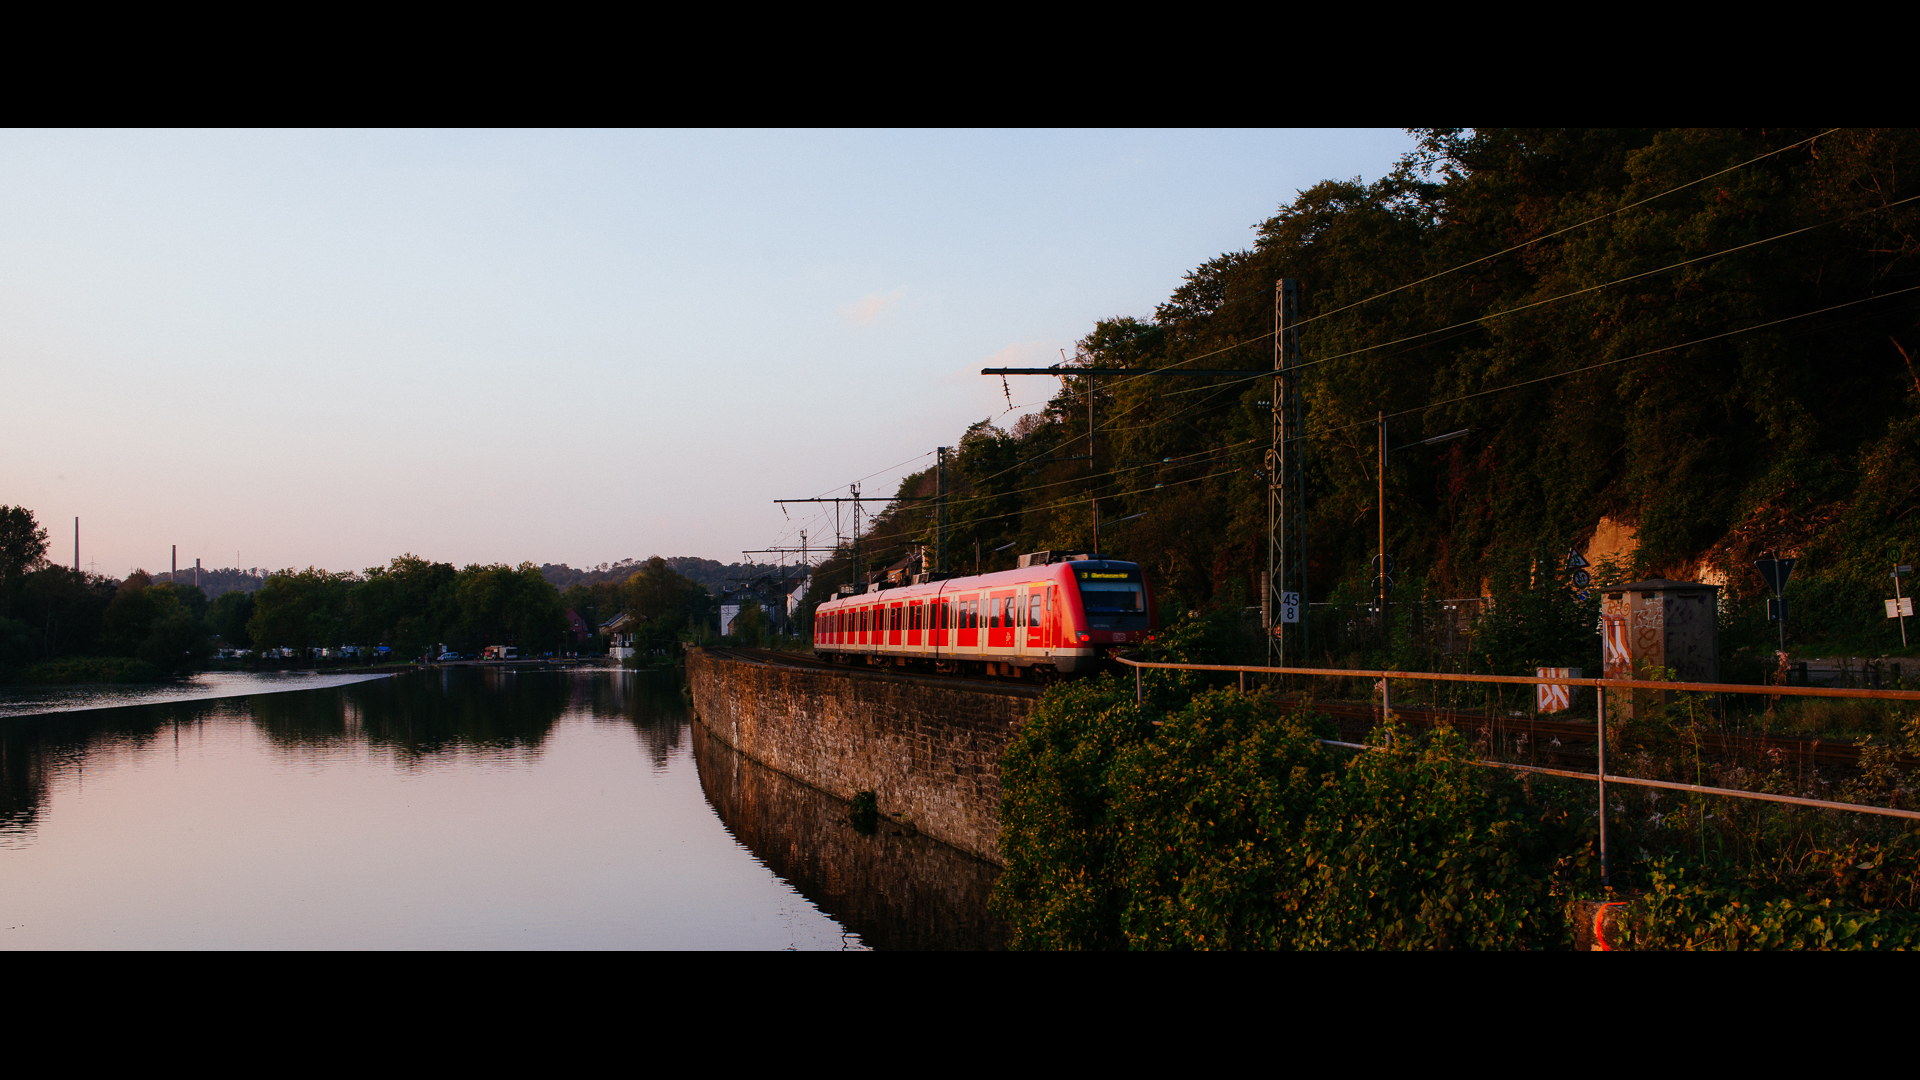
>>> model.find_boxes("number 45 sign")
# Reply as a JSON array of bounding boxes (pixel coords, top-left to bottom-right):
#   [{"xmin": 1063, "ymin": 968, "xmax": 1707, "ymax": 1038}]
[{"xmin": 1280, "ymin": 592, "xmax": 1301, "ymax": 624}]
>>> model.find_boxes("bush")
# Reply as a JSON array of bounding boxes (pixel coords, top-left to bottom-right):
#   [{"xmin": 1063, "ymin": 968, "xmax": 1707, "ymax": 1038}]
[
  {"xmin": 1633, "ymin": 862, "xmax": 1920, "ymax": 950},
  {"xmin": 993, "ymin": 679, "xmax": 1589, "ymax": 949}
]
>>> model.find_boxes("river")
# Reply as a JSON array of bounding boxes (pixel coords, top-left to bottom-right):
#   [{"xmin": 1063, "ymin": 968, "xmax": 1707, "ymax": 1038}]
[{"xmin": 0, "ymin": 666, "xmax": 1004, "ymax": 950}]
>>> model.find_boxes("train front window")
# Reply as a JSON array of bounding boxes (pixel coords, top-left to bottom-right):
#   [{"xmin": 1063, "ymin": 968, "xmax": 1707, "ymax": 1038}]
[{"xmin": 1080, "ymin": 582, "xmax": 1145, "ymax": 613}]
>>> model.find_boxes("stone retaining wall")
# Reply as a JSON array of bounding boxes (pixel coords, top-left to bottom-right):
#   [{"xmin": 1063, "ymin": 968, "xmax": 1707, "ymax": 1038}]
[{"xmin": 685, "ymin": 648, "xmax": 1037, "ymax": 864}]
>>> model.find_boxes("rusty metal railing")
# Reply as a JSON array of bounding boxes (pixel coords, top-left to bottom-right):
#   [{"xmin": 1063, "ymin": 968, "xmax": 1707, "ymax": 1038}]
[{"xmin": 1111, "ymin": 656, "xmax": 1920, "ymax": 885}]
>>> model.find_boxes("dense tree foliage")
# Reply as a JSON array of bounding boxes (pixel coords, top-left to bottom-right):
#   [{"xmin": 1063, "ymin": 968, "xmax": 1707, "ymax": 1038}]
[
  {"xmin": 0, "ymin": 508, "xmax": 606, "ymax": 683},
  {"xmin": 801, "ymin": 129, "xmax": 1920, "ymax": 654}
]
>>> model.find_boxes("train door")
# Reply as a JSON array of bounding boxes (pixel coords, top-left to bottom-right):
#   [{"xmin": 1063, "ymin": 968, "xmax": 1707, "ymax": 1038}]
[
  {"xmin": 989, "ymin": 589, "xmax": 1016, "ymax": 651},
  {"xmin": 889, "ymin": 602, "xmax": 903, "ymax": 648},
  {"xmin": 1025, "ymin": 587, "xmax": 1046, "ymax": 652},
  {"xmin": 1012, "ymin": 586, "xmax": 1026, "ymax": 661},
  {"xmin": 958, "ymin": 593, "xmax": 978, "ymax": 650}
]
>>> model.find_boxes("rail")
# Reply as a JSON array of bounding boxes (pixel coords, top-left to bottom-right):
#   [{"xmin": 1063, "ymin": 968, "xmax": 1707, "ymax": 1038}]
[{"xmin": 1110, "ymin": 655, "xmax": 1920, "ymax": 886}]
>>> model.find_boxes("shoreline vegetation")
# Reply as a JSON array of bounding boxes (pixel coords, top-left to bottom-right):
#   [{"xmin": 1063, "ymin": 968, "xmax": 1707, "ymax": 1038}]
[{"xmin": 1, "ymin": 511, "xmax": 724, "ymax": 687}]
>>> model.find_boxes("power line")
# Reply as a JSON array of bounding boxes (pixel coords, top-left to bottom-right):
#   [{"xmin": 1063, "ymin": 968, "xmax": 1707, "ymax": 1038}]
[
  {"xmin": 846, "ymin": 467, "xmax": 1244, "ymax": 548},
  {"xmin": 1307, "ymin": 282, "xmax": 1920, "ymax": 439},
  {"xmin": 1294, "ymin": 189, "xmax": 1920, "ymax": 375},
  {"xmin": 987, "ymin": 133, "xmax": 1848, "ymax": 462},
  {"xmin": 1299, "ymin": 128, "xmax": 1840, "ymax": 329}
]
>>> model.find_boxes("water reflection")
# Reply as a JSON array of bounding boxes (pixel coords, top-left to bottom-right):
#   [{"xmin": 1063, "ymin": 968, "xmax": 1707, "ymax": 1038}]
[
  {"xmin": 692, "ymin": 722, "xmax": 1007, "ymax": 950},
  {"xmin": 2, "ymin": 667, "xmax": 999, "ymax": 948},
  {"xmin": 0, "ymin": 670, "xmax": 392, "ymax": 718}
]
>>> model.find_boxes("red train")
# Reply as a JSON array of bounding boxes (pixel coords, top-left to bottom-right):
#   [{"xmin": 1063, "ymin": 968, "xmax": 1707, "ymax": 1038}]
[{"xmin": 813, "ymin": 552, "xmax": 1157, "ymax": 677}]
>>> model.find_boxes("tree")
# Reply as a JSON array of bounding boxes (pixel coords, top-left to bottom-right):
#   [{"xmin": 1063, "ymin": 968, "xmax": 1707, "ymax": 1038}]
[{"xmin": 0, "ymin": 506, "xmax": 50, "ymax": 619}]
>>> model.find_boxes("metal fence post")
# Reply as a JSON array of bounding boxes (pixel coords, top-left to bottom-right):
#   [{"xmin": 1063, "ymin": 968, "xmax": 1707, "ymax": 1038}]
[
  {"xmin": 1136, "ymin": 664, "xmax": 1143, "ymax": 706},
  {"xmin": 1597, "ymin": 685, "xmax": 1610, "ymax": 887}
]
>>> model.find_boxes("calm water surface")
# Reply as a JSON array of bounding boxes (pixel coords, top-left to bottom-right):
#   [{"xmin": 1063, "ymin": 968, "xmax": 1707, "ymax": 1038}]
[
  {"xmin": 0, "ymin": 670, "xmax": 394, "ymax": 718},
  {"xmin": 0, "ymin": 667, "xmax": 1002, "ymax": 950}
]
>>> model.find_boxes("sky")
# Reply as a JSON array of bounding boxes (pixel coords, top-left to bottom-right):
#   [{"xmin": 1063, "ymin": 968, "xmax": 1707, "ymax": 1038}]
[{"xmin": 0, "ymin": 129, "xmax": 1420, "ymax": 579}]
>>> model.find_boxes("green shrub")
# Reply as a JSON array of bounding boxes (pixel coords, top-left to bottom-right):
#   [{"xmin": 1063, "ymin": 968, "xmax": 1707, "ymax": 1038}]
[
  {"xmin": 994, "ymin": 680, "xmax": 1588, "ymax": 949},
  {"xmin": 1635, "ymin": 862, "xmax": 1920, "ymax": 950},
  {"xmin": 992, "ymin": 674, "xmax": 1149, "ymax": 949}
]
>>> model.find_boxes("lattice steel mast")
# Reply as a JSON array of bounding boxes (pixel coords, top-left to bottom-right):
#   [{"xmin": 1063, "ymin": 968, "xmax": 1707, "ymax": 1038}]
[{"xmin": 1268, "ymin": 279, "xmax": 1307, "ymax": 667}]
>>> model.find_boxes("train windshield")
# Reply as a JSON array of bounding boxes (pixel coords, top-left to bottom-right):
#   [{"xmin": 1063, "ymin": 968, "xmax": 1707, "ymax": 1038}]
[{"xmin": 1079, "ymin": 581, "xmax": 1145, "ymax": 613}]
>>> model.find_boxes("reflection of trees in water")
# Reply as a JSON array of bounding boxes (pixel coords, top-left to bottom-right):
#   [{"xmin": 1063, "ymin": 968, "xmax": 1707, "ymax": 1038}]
[
  {"xmin": 691, "ymin": 722, "xmax": 1006, "ymax": 950},
  {"xmin": 4, "ymin": 669, "xmax": 689, "ymax": 837},
  {"xmin": 307, "ymin": 668, "xmax": 569, "ymax": 759},
  {"xmin": 0, "ymin": 698, "xmax": 243, "ymax": 834},
  {"xmin": 575, "ymin": 669, "xmax": 688, "ymax": 771}
]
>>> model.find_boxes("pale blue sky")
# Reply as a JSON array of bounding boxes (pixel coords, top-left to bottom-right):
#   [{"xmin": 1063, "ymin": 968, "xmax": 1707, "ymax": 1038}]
[{"xmin": 0, "ymin": 129, "xmax": 1419, "ymax": 577}]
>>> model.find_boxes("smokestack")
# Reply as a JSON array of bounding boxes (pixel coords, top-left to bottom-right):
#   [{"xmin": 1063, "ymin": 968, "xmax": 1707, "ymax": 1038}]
[
  {"xmin": 195, "ymin": 558, "xmax": 201, "ymax": 589},
  {"xmin": 74, "ymin": 518, "xmax": 79, "ymax": 573},
  {"xmin": 172, "ymin": 545, "xmax": 177, "ymax": 583}
]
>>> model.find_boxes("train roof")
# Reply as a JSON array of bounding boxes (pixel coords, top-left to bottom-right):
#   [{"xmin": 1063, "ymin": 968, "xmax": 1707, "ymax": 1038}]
[{"xmin": 817, "ymin": 559, "xmax": 1143, "ymax": 606}]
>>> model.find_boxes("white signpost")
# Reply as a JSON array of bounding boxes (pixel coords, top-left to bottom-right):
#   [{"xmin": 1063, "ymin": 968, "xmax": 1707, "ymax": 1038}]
[
  {"xmin": 1280, "ymin": 591, "xmax": 1300, "ymax": 624},
  {"xmin": 1891, "ymin": 564, "xmax": 1914, "ymax": 646}
]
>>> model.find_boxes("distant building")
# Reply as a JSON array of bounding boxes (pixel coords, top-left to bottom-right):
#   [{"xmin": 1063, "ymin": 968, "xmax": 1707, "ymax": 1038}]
[
  {"xmin": 602, "ymin": 612, "xmax": 639, "ymax": 659},
  {"xmin": 564, "ymin": 608, "xmax": 591, "ymax": 643}
]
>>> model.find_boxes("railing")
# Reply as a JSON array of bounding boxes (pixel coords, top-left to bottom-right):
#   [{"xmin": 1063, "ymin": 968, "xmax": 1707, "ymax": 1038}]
[{"xmin": 1111, "ymin": 655, "xmax": 1920, "ymax": 886}]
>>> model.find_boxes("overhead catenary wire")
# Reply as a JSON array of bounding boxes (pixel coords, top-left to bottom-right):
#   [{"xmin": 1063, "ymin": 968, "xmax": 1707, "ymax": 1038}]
[
  {"xmin": 1081, "ymin": 187, "xmax": 1920, "ymax": 441},
  {"xmin": 1298, "ymin": 129, "xmax": 1840, "ymax": 329},
  {"xmin": 846, "ymin": 467, "xmax": 1244, "ymax": 549},
  {"xmin": 983, "ymin": 131, "xmax": 1848, "ymax": 465},
  {"xmin": 800, "ymin": 441, "xmax": 1258, "ymax": 558},
  {"xmin": 1293, "ymin": 190, "xmax": 1920, "ymax": 374},
  {"xmin": 787, "ymin": 133, "xmax": 1854, "ymax": 572},
  {"xmin": 1305, "ymin": 282, "xmax": 1920, "ymax": 440}
]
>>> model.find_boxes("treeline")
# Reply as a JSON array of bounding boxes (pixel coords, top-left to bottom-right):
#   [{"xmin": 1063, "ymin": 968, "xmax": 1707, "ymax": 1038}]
[
  {"xmin": 541, "ymin": 557, "xmax": 778, "ymax": 595},
  {"xmin": 1, "ymin": 504, "xmax": 718, "ymax": 682},
  {"xmin": 553, "ymin": 556, "xmax": 717, "ymax": 655},
  {"xmin": 799, "ymin": 129, "xmax": 1920, "ymax": 658},
  {"xmin": 152, "ymin": 566, "xmax": 269, "ymax": 601}
]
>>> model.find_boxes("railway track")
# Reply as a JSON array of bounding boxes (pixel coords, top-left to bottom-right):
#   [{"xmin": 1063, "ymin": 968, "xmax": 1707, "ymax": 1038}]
[
  {"xmin": 705, "ymin": 647, "xmax": 1045, "ymax": 696},
  {"xmin": 706, "ymin": 647, "xmax": 1915, "ymax": 771},
  {"xmin": 1280, "ymin": 699, "xmax": 1918, "ymax": 771}
]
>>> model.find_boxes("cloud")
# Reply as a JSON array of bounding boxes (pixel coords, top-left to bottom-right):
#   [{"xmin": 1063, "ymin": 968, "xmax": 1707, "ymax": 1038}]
[{"xmin": 839, "ymin": 286, "xmax": 906, "ymax": 326}]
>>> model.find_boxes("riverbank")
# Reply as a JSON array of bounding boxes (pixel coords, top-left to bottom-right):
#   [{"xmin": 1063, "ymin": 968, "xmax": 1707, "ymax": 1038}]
[{"xmin": 685, "ymin": 646, "xmax": 1033, "ymax": 865}]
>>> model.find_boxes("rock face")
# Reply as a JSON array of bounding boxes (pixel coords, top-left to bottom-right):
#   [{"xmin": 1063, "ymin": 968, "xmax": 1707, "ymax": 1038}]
[{"xmin": 684, "ymin": 648, "xmax": 1037, "ymax": 865}]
